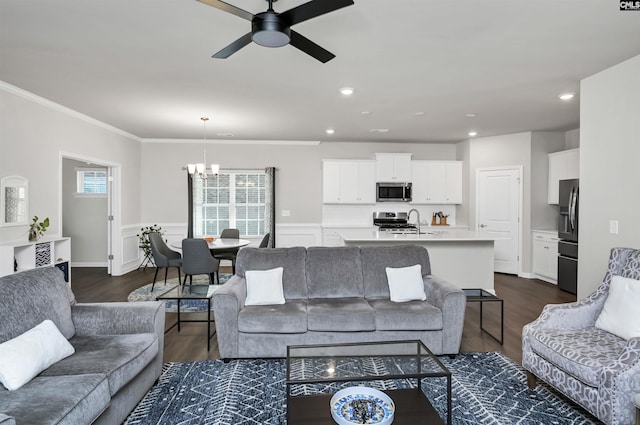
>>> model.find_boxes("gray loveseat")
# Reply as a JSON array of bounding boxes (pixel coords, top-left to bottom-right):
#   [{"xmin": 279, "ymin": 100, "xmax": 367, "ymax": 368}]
[
  {"xmin": 0, "ymin": 267, "xmax": 165, "ymax": 425},
  {"xmin": 213, "ymin": 245, "xmax": 466, "ymax": 359}
]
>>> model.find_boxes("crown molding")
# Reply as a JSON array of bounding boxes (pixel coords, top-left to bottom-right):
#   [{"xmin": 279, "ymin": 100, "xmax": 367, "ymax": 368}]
[
  {"xmin": 0, "ymin": 80, "xmax": 141, "ymax": 143},
  {"xmin": 142, "ymin": 138, "xmax": 321, "ymax": 146}
]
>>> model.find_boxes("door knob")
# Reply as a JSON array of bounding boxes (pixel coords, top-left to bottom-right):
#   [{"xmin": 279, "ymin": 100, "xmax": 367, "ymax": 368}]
[{"xmin": 479, "ymin": 224, "xmax": 487, "ymax": 228}]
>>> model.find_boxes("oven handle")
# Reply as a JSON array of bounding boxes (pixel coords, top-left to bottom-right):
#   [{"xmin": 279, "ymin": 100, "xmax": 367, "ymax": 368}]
[{"xmin": 558, "ymin": 255, "xmax": 578, "ymax": 262}]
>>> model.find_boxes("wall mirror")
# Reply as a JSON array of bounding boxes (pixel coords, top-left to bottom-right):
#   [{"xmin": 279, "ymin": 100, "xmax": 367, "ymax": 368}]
[{"xmin": 1, "ymin": 175, "xmax": 29, "ymax": 227}]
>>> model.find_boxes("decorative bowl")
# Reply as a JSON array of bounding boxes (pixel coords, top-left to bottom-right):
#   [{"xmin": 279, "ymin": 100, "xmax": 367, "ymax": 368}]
[
  {"xmin": 330, "ymin": 386, "xmax": 394, "ymax": 425},
  {"xmin": 204, "ymin": 236, "xmax": 215, "ymax": 243}
]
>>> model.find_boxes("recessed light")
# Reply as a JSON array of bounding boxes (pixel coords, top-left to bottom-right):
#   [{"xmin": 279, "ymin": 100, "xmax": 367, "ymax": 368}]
[
  {"xmin": 216, "ymin": 132, "xmax": 234, "ymax": 137},
  {"xmin": 370, "ymin": 128, "xmax": 390, "ymax": 133},
  {"xmin": 339, "ymin": 87, "xmax": 354, "ymax": 96},
  {"xmin": 415, "ymin": 111, "xmax": 425, "ymax": 116},
  {"xmin": 468, "ymin": 131, "xmax": 478, "ymax": 137},
  {"xmin": 558, "ymin": 92, "xmax": 575, "ymax": 101},
  {"xmin": 465, "ymin": 113, "xmax": 478, "ymax": 118},
  {"xmin": 361, "ymin": 111, "xmax": 371, "ymax": 115},
  {"xmin": 325, "ymin": 129, "xmax": 335, "ymax": 135}
]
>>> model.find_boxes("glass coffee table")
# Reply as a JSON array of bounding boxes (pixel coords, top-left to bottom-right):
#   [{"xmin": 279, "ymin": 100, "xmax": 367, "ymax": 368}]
[
  {"xmin": 156, "ymin": 284, "xmax": 218, "ymax": 351},
  {"xmin": 286, "ymin": 340, "xmax": 451, "ymax": 425}
]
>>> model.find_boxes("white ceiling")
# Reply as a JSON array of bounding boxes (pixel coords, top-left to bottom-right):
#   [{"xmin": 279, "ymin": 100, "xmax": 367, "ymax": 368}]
[{"xmin": 2, "ymin": 0, "xmax": 640, "ymax": 143}]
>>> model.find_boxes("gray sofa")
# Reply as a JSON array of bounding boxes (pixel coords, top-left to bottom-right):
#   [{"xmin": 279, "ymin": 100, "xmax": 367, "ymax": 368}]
[
  {"xmin": 213, "ymin": 245, "xmax": 466, "ymax": 359},
  {"xmin": 0, "ymin": 267, "xmax": 165, "ymax": 425}
]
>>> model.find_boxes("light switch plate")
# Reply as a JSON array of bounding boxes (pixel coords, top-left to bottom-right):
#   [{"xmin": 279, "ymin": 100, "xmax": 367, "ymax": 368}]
[
  {"xmin": 281, "ymin": 210, "xmax": 290, "ymax": 217},
  {"xmin": 609, "ymin": 220, "xmax": 619, "ymax": 234}
]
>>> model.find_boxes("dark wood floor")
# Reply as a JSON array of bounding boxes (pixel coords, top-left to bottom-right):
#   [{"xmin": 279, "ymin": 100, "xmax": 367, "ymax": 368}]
[{"xmin": 70, "ymin": 267, "xmax": 576, "ymax": 365}]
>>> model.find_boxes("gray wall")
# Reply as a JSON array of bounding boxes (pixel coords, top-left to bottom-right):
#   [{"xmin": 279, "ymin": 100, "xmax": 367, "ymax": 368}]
[
  {"xmin": 139, "ymin": 141, "xmax": 457, "ymax": 224},
  {"xmin": 62, "ymin": 158, "xmax": 108, "ymax": 265},
  {"xmin": 530, "ymin": 131, "xmax": 565, "ymax": 230},
  {"xmin": 578, "ymin": 54, "xmax": 640, "ymax": 298}
]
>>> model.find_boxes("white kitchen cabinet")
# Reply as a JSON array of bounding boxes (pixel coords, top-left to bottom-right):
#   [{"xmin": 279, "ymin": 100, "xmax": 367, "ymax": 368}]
[
  {"xmin": 532, "ymin": 231, "xmax": 559, "ymax": 284},
  {"xmin": 322, "ymin": 160, "xmax": 376, "ymax": 204},
  {"xmin": 375, "ymin": 153, "xmax": 412, "ymax": 182},
  {"xmin": 411, "ymin": 161, "xmax": 462, "ymax": 204},
  {"xmin": 548, "ymin": 148, "xmax": 579, "ymax": 204}
]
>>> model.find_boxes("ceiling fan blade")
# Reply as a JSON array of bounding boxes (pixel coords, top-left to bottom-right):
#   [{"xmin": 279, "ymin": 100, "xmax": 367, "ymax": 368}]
[
  {"xmin": 289, "ymin": 30, "xmax": 335, "ymax": 63},
  {"xmin": 196, "ymin": 0, "xmax": 254, "ymax": 21},
  {"xmin": 212, "ymin": 33, "xmax": 253, "ymax": 58},
  {"xmin": 279, "ymin": 0, "xmax": 354, "ymax": 26}
]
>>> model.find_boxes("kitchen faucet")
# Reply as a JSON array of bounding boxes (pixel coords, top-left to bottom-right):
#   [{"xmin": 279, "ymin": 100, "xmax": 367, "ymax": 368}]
[{"xmin": 407, "ymin": 209, "xmax": 420, "ymax": 233}]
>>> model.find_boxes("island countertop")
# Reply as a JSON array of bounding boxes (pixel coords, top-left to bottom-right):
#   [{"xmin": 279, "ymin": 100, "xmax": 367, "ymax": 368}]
[{"xmin": 338, "ymin": 228, "xmax": 500, "ymax": 243}]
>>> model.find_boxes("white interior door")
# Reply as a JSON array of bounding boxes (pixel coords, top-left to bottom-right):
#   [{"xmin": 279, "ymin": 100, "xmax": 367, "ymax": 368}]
[{"xmin": 476, "ymin": 167, "xmax": 521, "ymax": 274}]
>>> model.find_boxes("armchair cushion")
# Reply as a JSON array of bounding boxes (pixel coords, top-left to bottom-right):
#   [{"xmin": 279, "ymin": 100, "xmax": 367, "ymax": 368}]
[
  {"xmin": 527, "ymin": 326, "xmax": 626, "ymax": 387},
  {"xmin": 595, "ymin": 275, "xmax": 640, "ymax": 340}
]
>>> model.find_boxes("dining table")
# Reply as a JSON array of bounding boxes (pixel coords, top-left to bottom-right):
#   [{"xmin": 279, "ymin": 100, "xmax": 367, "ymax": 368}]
[{"xmin": 170, "ymin": 238, "xmax": 252, "ymax": 252}]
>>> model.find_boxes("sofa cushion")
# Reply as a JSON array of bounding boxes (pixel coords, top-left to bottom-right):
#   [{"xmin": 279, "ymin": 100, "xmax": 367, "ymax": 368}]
[
  {"xmin": 368, "ymin": 299, "xmax": 442, "ymax": 331},
  {"xmin": 0, "ymin": 373, "xmax": 109, "ymax": 425},
  {"xmin": 245, "ymin": 267, "xmax": 285, "ymax": 306},
  {"xmin": 236, "ymin": 247, "xmax": 308, "ymax": 299},
  {"xmin": 0, "ymin": 320, "xmax": 75, "ymax": 391},
  {"xmin": 307, "ymin": 298, "xmax": 375, "ymax": 331},
  {"xmin": 238, "ymin": 300, "xmax": 308, "ymax": 333},
  {"xmin": 40, "ymin": 333, "xmax": 158, "ymax": 396},
  {"xmin": 306, "ymin": 246, "xmax": 364, "ymax": 298},
  {"xmin": 361, "ymin": 245, "xmax": 431, "ymax": 299},
  {"xmin": 528, "ymin": 327, "xmax": 627, "ymax": 387},
  {"xmin": 0, "ymin": 267, "xmax": 76, "ymax": 343}
]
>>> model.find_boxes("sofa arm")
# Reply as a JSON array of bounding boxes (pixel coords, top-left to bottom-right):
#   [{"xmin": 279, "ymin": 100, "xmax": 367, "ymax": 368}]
[
  {"xmin": 212, "ymin": 275, "xmax": 247, "ymax": 359},
  {"xmin": 0, "ymin": 414, "xmax": 16, "ymax": 425},
  {"xmin": 424, "ymin": 275, "xmax": 466, "ymax": 354},
  {"xmin": 71, "ymin": 301, "xmax": 165, "ymax": 338}
]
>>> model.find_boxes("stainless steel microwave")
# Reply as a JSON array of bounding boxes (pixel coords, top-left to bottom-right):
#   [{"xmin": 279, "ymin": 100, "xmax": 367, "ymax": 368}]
[{"xmin": 376, "ymin": 182, "xmax": 412, "ymax": 202}]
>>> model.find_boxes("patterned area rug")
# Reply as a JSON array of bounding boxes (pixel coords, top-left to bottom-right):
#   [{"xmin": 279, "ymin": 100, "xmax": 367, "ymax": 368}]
[
  {"xmin": 127, "ymin": 274, "xmax": 232, "ymax": 313},
  {"xmin": 124, "ymin": 352, "xmax": 600, "ymax": 425}
]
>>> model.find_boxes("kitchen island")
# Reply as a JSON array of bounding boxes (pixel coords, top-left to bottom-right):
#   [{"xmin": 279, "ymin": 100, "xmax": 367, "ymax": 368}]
[{"xmin": 338, "ymin": 228, "xmax": 497, "ymax": 291}]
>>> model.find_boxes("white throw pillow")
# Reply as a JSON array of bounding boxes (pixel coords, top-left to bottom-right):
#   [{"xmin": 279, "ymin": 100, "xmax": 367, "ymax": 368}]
[
  {"xmin": 0, "ymin": 320, "xmax": 75, "ymax": 391},
  {"xmin": 245, "ymin": 267, "xmax": 286, "ymax": 306},
  {"xmin": 386, "ymin": 264, "xmax": 426, "ymax": 302},
  {"xmin": 595, "ymin": 275, "xmax": 640, "ymax": 340}
]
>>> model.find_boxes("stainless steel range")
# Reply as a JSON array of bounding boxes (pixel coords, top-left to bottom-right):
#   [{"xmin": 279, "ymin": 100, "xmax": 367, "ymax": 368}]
[{"xmin": 373, "ymin": 212, "xmax": 418, "ymax": 234}]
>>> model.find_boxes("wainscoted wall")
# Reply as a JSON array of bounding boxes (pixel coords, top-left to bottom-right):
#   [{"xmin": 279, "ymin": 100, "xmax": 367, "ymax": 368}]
[{"xmin": 116, "ymin": 223, "xmax": 316, "ymax": 275}]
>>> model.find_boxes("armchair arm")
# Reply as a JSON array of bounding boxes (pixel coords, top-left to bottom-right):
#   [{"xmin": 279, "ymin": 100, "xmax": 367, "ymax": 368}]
[
  {"xmin": 71, "ymin": 301, "xmax": 165, "ymax": 338},
  {"xmin": 525, "ymin": 291, "xmax": 607, "ymax": 332},
  {"xmin": 424, "ymin": 275, "xmax": 466, "ymax": 354},
  {"xmin": 0, "ymin": 414, "xmax": 16, "ymax": 425},
  {"xmin": 599, "ymin": 337, "xmax": 640, "ymax": 424},
  {"xmin": 212, "ymin": 275, "xmax": 247, "ymax": 359}
]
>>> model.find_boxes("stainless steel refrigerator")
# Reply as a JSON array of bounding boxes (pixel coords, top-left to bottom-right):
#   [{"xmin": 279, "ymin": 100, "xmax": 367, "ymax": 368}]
[{"xmin": 558, "ymin": 178, "xmax": 578, "ymax": 294}]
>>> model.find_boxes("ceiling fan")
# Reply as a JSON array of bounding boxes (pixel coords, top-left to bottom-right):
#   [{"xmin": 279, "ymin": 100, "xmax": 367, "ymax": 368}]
[{"xmin": 197, "ymin": 0, "xmax": 354, "ymax": 63}]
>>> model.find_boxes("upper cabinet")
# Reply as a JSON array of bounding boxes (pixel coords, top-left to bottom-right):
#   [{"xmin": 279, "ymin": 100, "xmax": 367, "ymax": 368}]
[
  {"xmin": 375, "ymin": 153, "xmax": 412, "ymax": 182},
  {"xmin": 411, "ymin": 161, "xmax": 462, "ymax": 204},
  {"xmin": 548, "ymin": 148, "xmax": 579, "ymax": 204},
  {"xmin": 323, "ymin": 160, "xmax": 376, "ymax": 204}
]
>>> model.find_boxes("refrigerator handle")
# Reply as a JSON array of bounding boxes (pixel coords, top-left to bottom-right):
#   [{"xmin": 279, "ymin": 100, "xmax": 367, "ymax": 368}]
[{"xmin": 569, "ymin": 187, "xmax": 576, "ymax": 230}]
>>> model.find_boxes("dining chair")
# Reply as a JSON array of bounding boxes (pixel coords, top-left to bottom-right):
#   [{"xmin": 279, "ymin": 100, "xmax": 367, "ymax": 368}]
[
  {"xmin": 149, "ymin": 232, "xmax": 182, "ymax": 291},
  {"xmin": 259, "ymin": 232, "xmax": 271, "ymax": 248},
  {"xmin": 214, "ymin": 228, "xmax": 240, "ymax": 273},
  {"xmin": 182, "ymin": 238, "xmax": 220, "ymax": 285}
]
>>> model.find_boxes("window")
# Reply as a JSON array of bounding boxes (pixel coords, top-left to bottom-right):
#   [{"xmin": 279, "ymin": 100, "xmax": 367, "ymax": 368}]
[
  {"xmin": 192, "ymin": 171, "xmax": 266, "ymax": 238},
  {"xmin": 76, "ymin": 168, "xmax": 107, "ymax": 196}
]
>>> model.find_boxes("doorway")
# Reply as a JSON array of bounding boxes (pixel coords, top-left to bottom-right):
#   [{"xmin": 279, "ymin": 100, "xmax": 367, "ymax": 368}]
[
  {"xmin": 476, "ymin": 167, "xmax": 522, "ymax": 275},
  {"xmin": 61, "ymin": 154, "xmax": 118, "ymax": 275}
]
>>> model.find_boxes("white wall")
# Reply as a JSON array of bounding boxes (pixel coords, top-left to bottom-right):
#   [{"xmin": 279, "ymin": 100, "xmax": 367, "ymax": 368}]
[
  {"xmin": 530, "ymin": 132, "xmax": 565, "ymax": 230},
  {"xmin": 0, "ymin": 84, "xmax": 141, "ymax": 274},
  {"xmin": 578, "ymin": 54, "xmax": 640, "ymax": 299}
]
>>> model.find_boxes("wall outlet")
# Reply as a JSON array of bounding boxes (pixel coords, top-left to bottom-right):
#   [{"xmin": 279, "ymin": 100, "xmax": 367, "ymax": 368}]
[
  {"xmin": 281, "ymin": 210, "xmax": 290, "ymax": 217},
  {"xmin": 609, "ymin": 220, "xmax": 619, "ymax": 235}
]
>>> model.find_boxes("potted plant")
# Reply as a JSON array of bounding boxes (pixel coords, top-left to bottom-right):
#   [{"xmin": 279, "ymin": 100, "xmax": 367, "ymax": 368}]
[
  {"xmin": 137, "ymin": 224, "xmax": 164, "ymax": 264},
  {"xmin": 29, "ymin": 216, "xmax": 50, "ymax": 241}
]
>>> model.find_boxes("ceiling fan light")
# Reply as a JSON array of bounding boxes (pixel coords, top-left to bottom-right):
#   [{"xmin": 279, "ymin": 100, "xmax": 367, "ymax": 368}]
[{"xmin": 252, "ymin": 13, "xmax": 291, "ymax": 47}]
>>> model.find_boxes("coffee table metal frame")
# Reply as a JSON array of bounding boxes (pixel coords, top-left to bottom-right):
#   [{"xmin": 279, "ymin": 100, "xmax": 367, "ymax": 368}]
[
  {"xmin": 286, "ymin": 340, "xmax": 451, "ymax": 425},
  {"xmin": 463, "ymin": 288, "xmax": 504, "ymax": 344},
  {"xmin": 155, "ymin": 284, "xmax": 217, "ymax": 351}
]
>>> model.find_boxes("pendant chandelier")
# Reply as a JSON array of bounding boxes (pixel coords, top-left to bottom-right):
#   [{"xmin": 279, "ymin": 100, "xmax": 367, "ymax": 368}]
[{"xmin": 186, "ymin": 117, "xmax": 219, "ymax": 178}]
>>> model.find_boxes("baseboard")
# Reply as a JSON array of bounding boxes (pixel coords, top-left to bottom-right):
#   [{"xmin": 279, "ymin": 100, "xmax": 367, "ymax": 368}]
[
  {"xmin": 71, "ymin": 261, "xmax": 108, "ymax": 268},
  {"xmin": 518, "ymin": 272, "xmax": 536, "ymax": 279}
]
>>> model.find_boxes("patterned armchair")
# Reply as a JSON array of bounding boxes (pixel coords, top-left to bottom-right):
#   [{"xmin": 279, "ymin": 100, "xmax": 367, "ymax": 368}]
[{"xmin": 522, "ymin": 247, "xmax": 640, "ymax": 425}]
